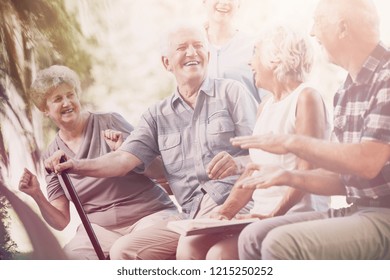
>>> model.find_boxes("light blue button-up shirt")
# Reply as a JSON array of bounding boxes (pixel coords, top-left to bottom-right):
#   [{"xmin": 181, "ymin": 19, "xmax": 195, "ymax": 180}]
[
  {"xmin": 208, "ymin": 31, "xmax": 263, "ymax": 103},
  {"xmin": 121, "ymin": 77, "xmax": 257, "ymax": 216}
]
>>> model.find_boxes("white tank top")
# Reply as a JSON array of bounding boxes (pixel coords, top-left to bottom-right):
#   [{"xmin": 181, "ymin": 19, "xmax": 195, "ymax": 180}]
[{"xmin": 250, "ymin": 83, "xmax": 329, "ymax": 214}]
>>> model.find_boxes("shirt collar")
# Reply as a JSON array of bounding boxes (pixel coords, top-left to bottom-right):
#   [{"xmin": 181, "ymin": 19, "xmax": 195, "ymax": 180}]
[
  {"xmin": 171, "ymin": 76, "xmax": 214, "ymax": 107},
  {"xmin": 344, "ymin": 42, "xmax": 389, "ymax": 88}
]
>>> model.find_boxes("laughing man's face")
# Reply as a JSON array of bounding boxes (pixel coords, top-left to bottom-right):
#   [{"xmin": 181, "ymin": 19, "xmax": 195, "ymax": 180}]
[{"xmin": 163, "ymin": 27, "xmax": 209, "ymax": 85}]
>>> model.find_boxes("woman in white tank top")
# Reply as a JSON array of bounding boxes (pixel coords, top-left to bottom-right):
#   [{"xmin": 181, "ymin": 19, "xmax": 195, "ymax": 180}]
[
  {"xmin": 177, "ymin": 24, "xmax": 330, "ymax": 260},
  {"xmin": 249, "ymin": 82, "xmax": 330, "ymax": 215}
]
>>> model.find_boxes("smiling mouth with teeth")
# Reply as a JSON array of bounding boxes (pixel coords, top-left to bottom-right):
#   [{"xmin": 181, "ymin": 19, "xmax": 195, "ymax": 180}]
[
  {"xmin": 62, "ymin": 109, "xmax": 74, "ymax": 114},
  {"xmin": 184, "ymin": 61, "xmax": 200, "ymax": 66},
  {"xmin": 216, "ymin": 8, "xmax": 229, "ymax": 13}
]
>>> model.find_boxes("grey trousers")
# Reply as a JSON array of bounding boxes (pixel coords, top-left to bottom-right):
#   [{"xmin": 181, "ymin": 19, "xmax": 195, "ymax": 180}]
[{"xmin": 238, "ymin": 206, "xmax": 390, "ymax": 260}]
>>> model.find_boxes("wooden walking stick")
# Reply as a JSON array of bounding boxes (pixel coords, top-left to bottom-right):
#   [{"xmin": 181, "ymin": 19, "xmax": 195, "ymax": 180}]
[{"xmin": 56, "ymin": 156, "xmax": 107, "ymax": 260}]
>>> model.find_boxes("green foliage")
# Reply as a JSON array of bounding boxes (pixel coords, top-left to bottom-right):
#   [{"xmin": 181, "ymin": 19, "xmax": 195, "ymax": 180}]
[
  {"xmin": 0, "ymin": 192, "xmax": 18, "ymax": 260},
  {"xmin": 11, "ymin": 0, "xmax": 93, "ymax": 78},
  {"xmin": 0, "ymin": 0, "xmax": 96, "ymax": 256}
]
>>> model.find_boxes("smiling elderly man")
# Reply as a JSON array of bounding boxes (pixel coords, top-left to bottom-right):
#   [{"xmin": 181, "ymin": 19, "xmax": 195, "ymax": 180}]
[{"xmin": 45, "ymin": 23, "xmax": 257, "ymax": 259}]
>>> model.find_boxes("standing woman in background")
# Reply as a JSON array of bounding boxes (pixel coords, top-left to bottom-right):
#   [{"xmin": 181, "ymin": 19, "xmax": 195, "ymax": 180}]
[{"xmin": 203, "ymin": 0, "xmax": 263, "ymax": 103}]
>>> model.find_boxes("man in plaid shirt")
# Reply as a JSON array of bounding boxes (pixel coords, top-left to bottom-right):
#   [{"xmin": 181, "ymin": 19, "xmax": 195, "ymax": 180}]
[{"xmin": 231, "ymin": 0, "xmax": 390, "ymax": 259}]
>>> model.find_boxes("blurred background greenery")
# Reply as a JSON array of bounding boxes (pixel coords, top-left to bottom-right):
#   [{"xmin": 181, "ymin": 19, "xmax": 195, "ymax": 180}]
[{"xmin": 1, "ymin": 0, "xmax": 389, "ymax": 258}]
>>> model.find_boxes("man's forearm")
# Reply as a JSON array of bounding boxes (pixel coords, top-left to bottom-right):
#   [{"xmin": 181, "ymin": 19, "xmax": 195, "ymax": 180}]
[
  {"xmin": 289, "ymin": 168, "xmax": 346, "ymax": 196},
  {"xmin": 286, "ymin": 135, "xmax": 389, "ymax": 179},
  {"xmin": 73, "ymin": 150, "xmax": 141, "ymax": 177}
]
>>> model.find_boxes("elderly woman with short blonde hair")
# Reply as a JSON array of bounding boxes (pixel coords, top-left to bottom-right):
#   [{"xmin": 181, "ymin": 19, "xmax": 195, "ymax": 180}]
[{"xmin": 19, "ymin": 65, "xmax": 177, "ymax": 259}]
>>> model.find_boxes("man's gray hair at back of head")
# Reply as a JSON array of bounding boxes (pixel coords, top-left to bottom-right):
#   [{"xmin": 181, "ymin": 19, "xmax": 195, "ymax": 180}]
[{"xmin": 325, "ymin": 0, "xmax": 380, "ymax": 41}]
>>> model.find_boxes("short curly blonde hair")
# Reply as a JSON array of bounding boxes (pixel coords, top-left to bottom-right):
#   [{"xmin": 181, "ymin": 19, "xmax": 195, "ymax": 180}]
[
  {"xmin": 29, "ymin": 65, "xmax": 81, "ymax": 111},
  {"xmin": 257, "ymin": 24, "xmax": 314, "ymax": 83}
]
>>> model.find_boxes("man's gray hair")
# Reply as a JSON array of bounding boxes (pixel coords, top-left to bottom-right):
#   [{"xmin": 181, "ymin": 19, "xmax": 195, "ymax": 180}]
[
  {"xmin": 159, "ymin": 21, "xmax": 209, "ymax": 57},
  {"xmin": 324, "ymin": 0, "xmax": 380, "ymax": 42}
]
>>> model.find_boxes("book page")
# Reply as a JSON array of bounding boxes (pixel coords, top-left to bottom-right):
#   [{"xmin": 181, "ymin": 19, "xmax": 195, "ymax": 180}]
[{"xmin": 167, "ymin": 218, "xmax": 259, "ymax": 236}]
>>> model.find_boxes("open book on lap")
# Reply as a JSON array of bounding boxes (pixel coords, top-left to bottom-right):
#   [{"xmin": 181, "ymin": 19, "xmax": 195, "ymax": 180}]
[{"xmin": 167, "ymin": 218, "xmax": 259, "ymax": 236}]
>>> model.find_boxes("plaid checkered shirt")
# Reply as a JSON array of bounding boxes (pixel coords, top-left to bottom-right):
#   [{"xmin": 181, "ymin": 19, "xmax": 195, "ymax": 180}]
[{"xmin": 332, "ymin": 42, "xmax": 390, "ymax": 201}]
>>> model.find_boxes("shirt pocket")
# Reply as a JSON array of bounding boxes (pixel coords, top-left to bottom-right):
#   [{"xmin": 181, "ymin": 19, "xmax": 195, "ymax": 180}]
[
  {"xmin": 158, "ymin": 133, "xmax": 183, "ymax": 173},
  {"xmin": 206, "ymin": 110, "xmax": 236, "ymax": 151}
]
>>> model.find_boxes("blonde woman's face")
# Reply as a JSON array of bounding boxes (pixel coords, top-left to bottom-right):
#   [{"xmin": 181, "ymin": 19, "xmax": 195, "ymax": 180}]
[
  {"xmin": 44, "ymin": 83, "xmax": 81, "ymax": 128},
  {"xmin": 250, "ymin": 42, "xmax": 273, "ymax": 91}
]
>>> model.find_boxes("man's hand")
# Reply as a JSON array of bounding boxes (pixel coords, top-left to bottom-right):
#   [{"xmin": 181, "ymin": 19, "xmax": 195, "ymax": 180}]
[
  {"xmin": 207, "ymin": 151, "xmax": 243, "ymax": 179},
  {"xmin": 19, "ymin": 168, "xmax": 42, "ymax": 197},
  {"xmin": 44, "ymin": 150, "xmax": 74, "ymax": 174},
  {"xmin": 236, "ymin": 164, "xmax": 291, "ymax": 189},
  {"xmin": 231, "ymin": 133, "xmax": 292, "ymax": 155},
  {"xmin": 102, "ymin": 129, "xmax": 124, "ymax": 151}
]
